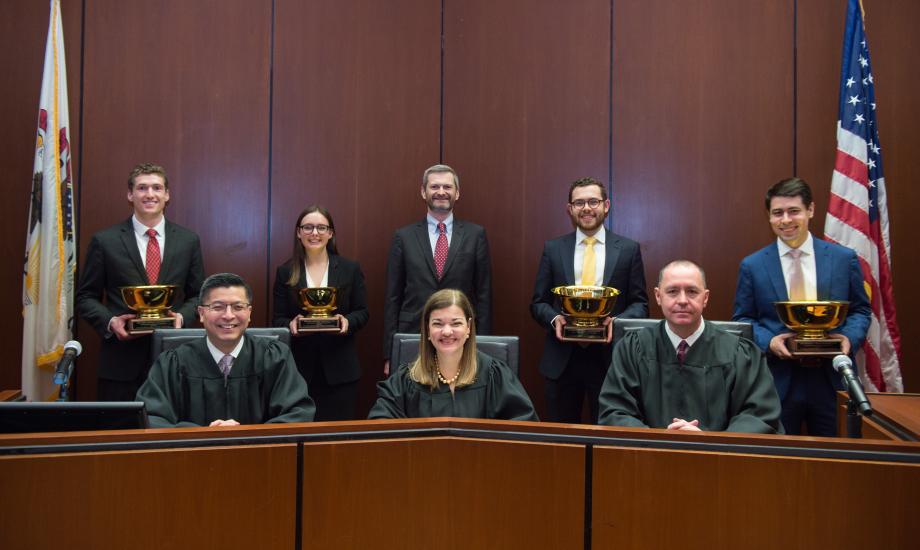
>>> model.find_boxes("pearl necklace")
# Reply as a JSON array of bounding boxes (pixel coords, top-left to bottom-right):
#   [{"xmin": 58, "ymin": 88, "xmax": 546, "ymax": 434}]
[{"xmin": 435, "ymin": 356, "xmax": 460, "ymax": 385}]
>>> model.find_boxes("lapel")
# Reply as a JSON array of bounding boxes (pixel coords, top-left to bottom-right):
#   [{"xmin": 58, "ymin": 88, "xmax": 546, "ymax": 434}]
[
  {"xmin": 158, "ymin": 219, "xmax": 176, "ymax": 281},
  {"xmin": 764, "ymin": 244, "xmax": 788, "ymax": 301},
  {"xmin": 442, "ymin": 219, "xmax": 466, "ymax": 276},
  {"xmin": 562, "ymin": 232, "xmax": 577, "ymax": 285},
  {"xmin": 602, "ymin": 231, "xmax": 620, "ymax": 286},
  {"xmin": 119, "ymin": 218, "xmax": 148, "ymax": 283},
  {"xmin": 813, "ymin": 238, "xmax": 832, "ymax": 299},
  {"xmin": 411, "ymin": 220, "xmax": 438, "ymax": 279},
  {"xmin": 327, "ymin": 254, "xmax": 341, "ymax": 287}
]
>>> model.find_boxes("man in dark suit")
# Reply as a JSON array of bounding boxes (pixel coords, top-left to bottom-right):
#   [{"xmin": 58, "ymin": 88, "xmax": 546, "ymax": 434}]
[
  {"xmin": 732, "ymin": 177, "xmax": 870, "ymax": 436},
  {"xmin": 383, "ymin": 164, "xmax": 492, "ymax": 375},
  {"xmin": 531, "ymin": 177, "xmax": 648, "ymax": 423},
  {"xmin": 76, "ymin": 163, "xmax": 205, "ymax": 401}
]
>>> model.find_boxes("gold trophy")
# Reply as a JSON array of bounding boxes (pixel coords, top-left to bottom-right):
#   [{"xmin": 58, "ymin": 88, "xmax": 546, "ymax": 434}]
[
  {"xmin": 120, "ymin": 285, "xmax": 178, "ymax": 334},
  {"xmin": 552, "ymin": 286, "xmax": 620, "ymax": 342},
  {"xmin": 297, "ymin": 287, "xmax": 341, "ymax": 333},
  {"xmin": 774, "ymin": 301, "xmax": 850, "ymax": 356}
]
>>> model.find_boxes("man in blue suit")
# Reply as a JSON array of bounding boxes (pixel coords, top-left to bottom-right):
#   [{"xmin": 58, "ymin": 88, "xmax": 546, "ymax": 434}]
[{"xmin": 732, "ymin": 177, "xmax": 870, "ymax": 436}]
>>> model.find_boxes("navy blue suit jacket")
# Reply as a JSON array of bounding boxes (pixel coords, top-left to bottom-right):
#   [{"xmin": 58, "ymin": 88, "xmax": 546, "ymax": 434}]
[
  {"xmin": 530, "ymin": 230, "xmax": 648, "ymax": 379},
  {"xmin": 732, "ymin": 237, "xmax": 870, "ymax": 399}
]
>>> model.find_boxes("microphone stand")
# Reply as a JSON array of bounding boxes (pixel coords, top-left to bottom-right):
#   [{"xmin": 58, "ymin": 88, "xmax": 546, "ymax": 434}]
[
  {"xmin": 845, "ymin": 399, "xmax": 863, "ymax": 438},
  {"xmin": 55, "ymin": 361, "xmax": 75, "ymax": 402}
]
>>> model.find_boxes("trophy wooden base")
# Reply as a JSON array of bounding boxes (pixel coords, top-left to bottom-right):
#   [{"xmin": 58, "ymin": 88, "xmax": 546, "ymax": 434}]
[
  {"xmin": 298, "ymin": 316, "xmax": 341, "ymax": 333},
  {"xmin": 561, "ymin": 324, "xmax": 608, "ymax": 343},
  {"xmin": 789, "ymin": 338, "xmax": 843, "ymax": 357},
  {"xmin": 128, "ymin": 316, "xmax": 175, "ymax": 335}
]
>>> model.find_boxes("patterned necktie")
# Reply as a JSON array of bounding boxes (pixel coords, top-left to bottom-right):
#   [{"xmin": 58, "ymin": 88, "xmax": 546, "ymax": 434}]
[
  {"xmin": 145, "ymin": 228, "xmax": 161, "ymax": 284},
  {"xmin": 580, "ymin": 236, "xmax": 597, "ymax": 286},
  {"xmin": 677, "ymin": 340, "xmax": 689, "ymax": 365},
  {"xmin": 434, "ymin": 222, "xmax": 448, "ymax": 279},
  {"xmin": 787, "ymin": 248, "xmax": 806, "ymax": 301},
  {"xmin": 218, "ymin": 354, "xmax": 233, "ymax": 378}
]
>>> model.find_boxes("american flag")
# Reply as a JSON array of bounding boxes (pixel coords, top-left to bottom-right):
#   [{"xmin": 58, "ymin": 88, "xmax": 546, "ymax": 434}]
[{"xmin": 824, "ymin": 0, "xmax": 902, "ymax": 392}]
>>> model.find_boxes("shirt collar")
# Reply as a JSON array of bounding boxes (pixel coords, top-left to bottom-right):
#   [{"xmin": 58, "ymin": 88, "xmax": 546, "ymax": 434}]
[
  {"xmin": 205, "ymin": 335, "xmax": 245, "ymax": 364},
  {"xmin": 575, "ymin": 225, "xmax": 605, "ymax": 245},
  {"xmin": 132, "ymin": 214, "xmax": 166, "ymax": 237},
  {"xmin": 427, "ymin": 212, "xmax": 454, "ymax": 233},
  {"xmin": 776, "ymin": 231, "xmax": 814, "ymax": 257},
  {"xmin": 664, "ymin": 317, "xmax": 706, "ymax": 350}
]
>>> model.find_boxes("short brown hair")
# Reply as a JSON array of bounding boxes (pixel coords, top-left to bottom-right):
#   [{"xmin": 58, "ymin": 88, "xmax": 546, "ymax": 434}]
[
  {"xmin": 568, "ymin": 177, "xmax": 607, "ymax": 203},
  {"xmin": 127, "ymin": 163, "xmax": 169, "ymax": 190}
]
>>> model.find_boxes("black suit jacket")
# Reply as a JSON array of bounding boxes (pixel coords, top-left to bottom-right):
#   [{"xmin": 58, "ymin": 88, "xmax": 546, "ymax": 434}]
[
  {"xmin": 272, "ymin": 254, "xmax": 369, "ymax": 385},
  {"xmin": 530, "ymin": 230, "xmax": 648, "ymax": 379},
  {"xmin": 75, "ymin": 218, "xmax": 205, "ymax": 381},
  {"xmin": 383, "ymin": 218, "xmax": 492, "ymax": 359}
]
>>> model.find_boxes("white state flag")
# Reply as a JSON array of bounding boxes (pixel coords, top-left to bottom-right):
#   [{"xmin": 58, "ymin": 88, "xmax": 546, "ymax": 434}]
[{"xmin": 22, "ymin": 0, "xmax": 76, "ymax": 401}]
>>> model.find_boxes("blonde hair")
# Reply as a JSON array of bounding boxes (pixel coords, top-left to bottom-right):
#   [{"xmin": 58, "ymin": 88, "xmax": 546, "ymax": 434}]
[{"xmin": 409, "ymin": 289, "xmax": 478, "ymax": 389}]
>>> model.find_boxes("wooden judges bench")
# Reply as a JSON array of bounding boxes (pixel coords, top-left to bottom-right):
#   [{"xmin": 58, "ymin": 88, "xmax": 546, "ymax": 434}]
[{"xmin": 1, "ymin": 418, "xmax": 919, "ymax": 550}]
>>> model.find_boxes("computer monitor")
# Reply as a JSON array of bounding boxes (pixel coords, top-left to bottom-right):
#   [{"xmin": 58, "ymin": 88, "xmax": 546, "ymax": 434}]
[{"xmin": 0, "ymin": 401, "xmax": 149, "ymax": 433}]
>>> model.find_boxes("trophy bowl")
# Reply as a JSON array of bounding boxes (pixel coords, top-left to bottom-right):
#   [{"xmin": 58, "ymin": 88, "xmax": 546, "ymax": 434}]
[
  {"xmin": 298, "ymin": 287, "xmax": 338, "ymax": 317},
  {"xmin": 774, "ymin": 301, "xmax": 849, "ymax": 339},
  {"xmin": 120, "ymin": 285, "xmax": 178, "ymax": 318},
  {"xmin": 552, "ymin": 286, "xmax": 620, "ymax": 328},
  {"xmin": 296, "ymin": 287, "xmax": 341, "ymax": 333},
  {"xmin": 120, "ymin": 285, "xmax": 178, "ymax": 334}
]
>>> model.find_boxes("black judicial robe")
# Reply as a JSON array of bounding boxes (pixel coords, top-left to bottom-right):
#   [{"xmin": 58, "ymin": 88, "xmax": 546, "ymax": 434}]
[
  {"xmin": 368, "ymin": 351, "xmax": 538, "ymax": 421},
  {"xmin": 137, "ymin": 336, "xmax": 316, "ymax": 428},
  {"xmin": 598, "ymin": 321, "xmax": 783, "ymax": 434}
]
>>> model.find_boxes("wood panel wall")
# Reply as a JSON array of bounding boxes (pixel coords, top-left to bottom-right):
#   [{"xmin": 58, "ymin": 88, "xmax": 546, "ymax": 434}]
[{"xmin": 1, "ymin": 0, "xmax": 917, "ymax": 411}]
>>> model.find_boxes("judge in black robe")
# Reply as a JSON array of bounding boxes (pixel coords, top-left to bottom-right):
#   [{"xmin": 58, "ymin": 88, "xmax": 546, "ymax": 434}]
[
  {"xmin": 598, "ymin": 320, "xmax": 783, "ymax": 433},
  {"xmin": 369, "ymin": 351, "xmax": 537, "ymax": 421},
  {"xmin": 138, "ymin": 336, "xmax": 315, "ymax": 428}
]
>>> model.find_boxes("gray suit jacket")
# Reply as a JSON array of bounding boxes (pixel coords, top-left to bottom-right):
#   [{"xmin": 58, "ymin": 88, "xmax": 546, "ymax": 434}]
[{"xmin": 76, "ymin": 218, "xmax": 205, "ymax": 381}]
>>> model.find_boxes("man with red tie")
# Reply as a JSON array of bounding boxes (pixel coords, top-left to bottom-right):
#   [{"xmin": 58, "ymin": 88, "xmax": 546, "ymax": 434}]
[
  {"xmin": 383, "ymin": 164, "xmax": 492, "ymax": 376},
  {"xmin": 76, "ymin": 163, "xmax": 205, "ymax": 401}
]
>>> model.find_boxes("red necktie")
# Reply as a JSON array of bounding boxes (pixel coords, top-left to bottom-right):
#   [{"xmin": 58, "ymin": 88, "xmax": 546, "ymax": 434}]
[
  {"xmin": 434, "ymin": 222, "xmax": 448, "ymax": 279},
  {"xmin": 677, "ymin": 340, "xmax": 689, "ymax": 365},
  {"xmin": 146, "ymin": 228, "xmax": 161, "ymax": 284}
]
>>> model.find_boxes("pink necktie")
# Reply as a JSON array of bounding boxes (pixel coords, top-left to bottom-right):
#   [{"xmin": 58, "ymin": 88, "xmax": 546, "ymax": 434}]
[
  {"xmin": 145, "ymin": 228, "xmax": 161, "ymax": 284},
  {"xmin": 434, "ymin": 222, "xmax": 448, "ymax": 279},
  {"xmin": 788, "ymin": 248, "xmax": 806, "ymax": 300},
  {"xmin": 677, "ymin": 340, "xmax": 689, "ymax": 365}
]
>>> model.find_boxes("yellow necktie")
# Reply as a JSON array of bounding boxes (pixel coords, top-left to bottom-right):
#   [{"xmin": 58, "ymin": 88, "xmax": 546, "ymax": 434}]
[{"xmin": 581, "ymin": 236, "xmax": 597, "ymax": 286}]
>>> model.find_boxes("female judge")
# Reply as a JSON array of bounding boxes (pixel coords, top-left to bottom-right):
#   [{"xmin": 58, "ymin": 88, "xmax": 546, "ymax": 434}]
[
  {"xmin": 273, "ymin": 205, "xmax": 368, "ymax": 420},
  {"xmin": 368, "ymin": 289, "xmax": 537, "ymax": 421}
]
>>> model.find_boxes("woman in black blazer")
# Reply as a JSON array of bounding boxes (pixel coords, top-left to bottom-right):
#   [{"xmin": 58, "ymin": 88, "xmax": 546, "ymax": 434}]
[{"xmin": 272, "ymin": 205, "xmax": 369, "ymax": 420}]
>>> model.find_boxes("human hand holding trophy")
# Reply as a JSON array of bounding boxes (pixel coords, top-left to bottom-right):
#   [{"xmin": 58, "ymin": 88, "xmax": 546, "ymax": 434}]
[
  {"xmin": 551, "ymin": 285, "xmax": 619, "ymax": 343},
  {"xmin": 295, "ymin": 287, "xmax": 342, "ymax": 333},
  {"xmin": 119, "ymin": 285, "xmax": 179, "ymax": 335},
  {"xmin": 773, "ymin": 300, "xmax": 850, "ymax": 357}
]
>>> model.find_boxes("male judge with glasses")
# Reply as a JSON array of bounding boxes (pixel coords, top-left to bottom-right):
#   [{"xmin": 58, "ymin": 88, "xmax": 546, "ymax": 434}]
[
  {"xmin": 382, "ymin": 164, "xmax": 492, "ymax": 376},
  {"xmin": 137, "ymin": 273, "xmax": 315, "ymax": 427},
  {"xmin": 76, "ymin": 163, "xmax": 205, "ymax": 401},
  {"xmin": 531, "ymin": 177, "xmax": 648, "ymax": 423}
]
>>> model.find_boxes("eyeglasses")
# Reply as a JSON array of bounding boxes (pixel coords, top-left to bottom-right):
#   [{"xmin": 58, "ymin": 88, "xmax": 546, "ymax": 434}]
[
  {"xmin": 298, "ymin": 224, "xmax": 331, "ymax": 235},
  {"xmin": 570, "ymin": 198, "xmax": 604, "ymax": 209},
  {"xmin": 201, "ymin": 302, "xmax": 251, "ymax": 313}
]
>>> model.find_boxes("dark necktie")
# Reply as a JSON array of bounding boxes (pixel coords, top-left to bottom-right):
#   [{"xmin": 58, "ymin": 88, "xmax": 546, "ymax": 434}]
[
  {"xmin": 145, "ymin": 228, "xmax": 161, "ymax": 284},
  {"xmin": 434, "ymin": 222, "xmax": 448, "ymax": 279},
  {"xmin": 677, "ymin": 340, "xmax": 689, "ymax": 365}
]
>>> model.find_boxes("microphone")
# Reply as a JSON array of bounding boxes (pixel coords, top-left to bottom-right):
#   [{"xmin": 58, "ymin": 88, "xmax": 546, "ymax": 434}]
[
  {"xmin": 53, "ymin": 340, "xmax": 82, "ymax": 385},
  {"xmin": 832, "ymin": 355, "xmax": 872, "ymax": 416}
]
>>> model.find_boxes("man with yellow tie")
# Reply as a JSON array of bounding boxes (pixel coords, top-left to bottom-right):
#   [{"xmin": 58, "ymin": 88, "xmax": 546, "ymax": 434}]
[{"xmin": 530, "ymin": 177, "xmax": 648, "ymax": 423}]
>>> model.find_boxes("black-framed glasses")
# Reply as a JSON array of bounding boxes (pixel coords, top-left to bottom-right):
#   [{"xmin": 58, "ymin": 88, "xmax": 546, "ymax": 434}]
[
  {"xmin": 201, "ymin": 302, "xmax": 251, "ymax": 313},
  {"xmin": 298, "ymin": 224, "xmax": 331, "ymax": 235},
  {"xmin": 570, "ymin": 198, "xmax": 604, "ymax": 209}
]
